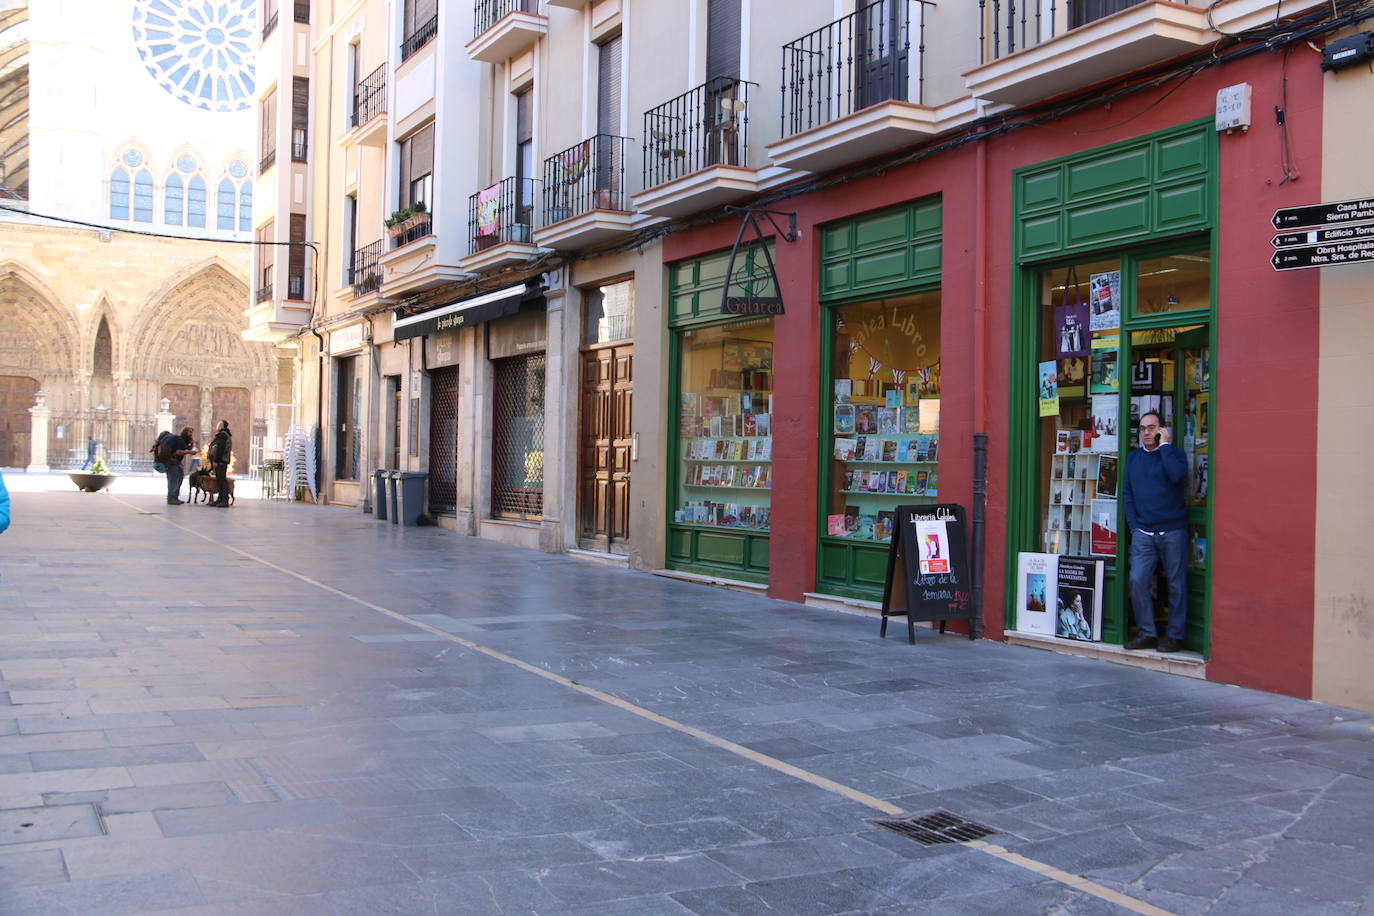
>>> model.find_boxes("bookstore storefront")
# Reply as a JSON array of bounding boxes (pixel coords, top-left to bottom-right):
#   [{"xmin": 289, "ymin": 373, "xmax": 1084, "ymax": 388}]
[
  {"xmin": 668, "ymin": 249, "xmax": 776, "ymax": 582},
  {"xmin": 817, "ymin": 198, "xmax": 943, "ymax": 600},
  {"xmin": 1007, "ymin": 122, "xmax": 1216, "ymax": 654}
]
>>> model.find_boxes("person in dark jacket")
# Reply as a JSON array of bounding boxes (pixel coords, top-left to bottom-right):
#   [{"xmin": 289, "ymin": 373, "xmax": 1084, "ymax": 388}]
[
  {"xmin": 1122, "ymin": 410, "xmax": 1190, "ymax": 652},
  {"xmin": 163, "ymin": 426, "xmax": 196, "ymax": 505},
  {"xmin": 207, "ymin": 420, "xmax": 232, "ymax": 508}
]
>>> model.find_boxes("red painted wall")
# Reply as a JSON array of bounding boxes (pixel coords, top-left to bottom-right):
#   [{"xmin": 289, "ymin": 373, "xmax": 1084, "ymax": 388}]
[{"xmin": 663, "ymin": 48, "xmax": 1322, "ymax": 698}]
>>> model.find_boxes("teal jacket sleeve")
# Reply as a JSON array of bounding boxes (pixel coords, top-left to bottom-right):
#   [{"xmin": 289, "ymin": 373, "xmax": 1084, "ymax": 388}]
[{"xmin": 0, "ymin": 472, "xmax": 9, "ymax": 533}]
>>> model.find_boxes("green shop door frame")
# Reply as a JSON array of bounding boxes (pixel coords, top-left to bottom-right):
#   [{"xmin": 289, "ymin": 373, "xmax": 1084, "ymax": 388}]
[{"xmin": 1006, "ymin": 119, "xmax": 1217, "ymax": 653}]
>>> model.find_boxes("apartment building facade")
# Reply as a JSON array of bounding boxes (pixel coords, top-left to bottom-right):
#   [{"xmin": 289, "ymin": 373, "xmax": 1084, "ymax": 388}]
[{"xmin": 249, "ymin": 0, "xmax": 1374, "ymax": 712}]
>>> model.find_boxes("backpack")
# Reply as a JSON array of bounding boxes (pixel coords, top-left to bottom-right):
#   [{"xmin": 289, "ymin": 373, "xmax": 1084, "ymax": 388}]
[{"xmin": 150, "ymin": 431, "xmax": 176, "ymax": 470}]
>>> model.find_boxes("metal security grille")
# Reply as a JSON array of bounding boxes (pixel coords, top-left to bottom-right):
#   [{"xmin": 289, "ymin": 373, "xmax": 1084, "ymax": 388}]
[
  {"xmin": 491, "ymin": 354, "xmax": 545, "ymax": 519},
  {"xmin": 428, "ymin": 366, "xmax": 459, "ymax": 514},
  {"xmin": 869, "ymin": 812, "xmax": 997, "ymax": 846}
]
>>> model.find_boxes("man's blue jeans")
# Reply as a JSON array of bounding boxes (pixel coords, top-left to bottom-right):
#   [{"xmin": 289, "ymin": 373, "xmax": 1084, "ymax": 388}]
[
  {"xmin": 1128, "ymin": 527, "xmax": 1188, "ymax": 639},
  {"xmin": 165, "ymin": 464, "xmax": 184, "ymax": 503}
]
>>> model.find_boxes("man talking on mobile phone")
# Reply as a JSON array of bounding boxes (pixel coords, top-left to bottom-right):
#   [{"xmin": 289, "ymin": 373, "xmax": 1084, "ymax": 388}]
[{"xmin": 1122, "ymin": 410, "xmax": 1190, "ymax": 652}]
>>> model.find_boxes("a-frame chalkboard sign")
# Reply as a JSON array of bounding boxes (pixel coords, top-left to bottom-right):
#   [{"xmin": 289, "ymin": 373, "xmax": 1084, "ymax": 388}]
[{"xmin": 880, "ymin": 503, "xmax": 976, "ymax": 644}]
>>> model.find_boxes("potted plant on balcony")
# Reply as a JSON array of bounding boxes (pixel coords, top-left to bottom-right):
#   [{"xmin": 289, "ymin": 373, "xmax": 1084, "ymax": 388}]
[
  {"xmin": 385, "ymin": 201, "xmax": 428, "ymax": 239},
  {"xmin": 69, "ymin": 456, "xmax": 117, "ymax": 492}
]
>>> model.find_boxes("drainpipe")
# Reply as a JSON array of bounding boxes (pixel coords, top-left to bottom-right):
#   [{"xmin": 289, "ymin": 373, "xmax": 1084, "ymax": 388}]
[
  {"xmin": 970, "ymin": 117, "xmax": 990, "ymax": 640},
  {"xmin": 311, "ymin": 325, "xmax": 325, "ymax": 501}
]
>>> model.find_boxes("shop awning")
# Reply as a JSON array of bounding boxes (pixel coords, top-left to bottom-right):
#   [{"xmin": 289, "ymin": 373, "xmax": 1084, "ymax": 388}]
[{"xmin": 392, "ymin": 282, "xmax": 531, "ymax": 341}]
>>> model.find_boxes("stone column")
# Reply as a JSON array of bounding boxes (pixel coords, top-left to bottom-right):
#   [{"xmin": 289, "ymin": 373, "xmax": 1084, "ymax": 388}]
[
  {"xmin": 27, "ymin": 391, "xmax": 50, "ymax": 473},
  {"xmin": 156, "ymin": 397, "xmax": 176, "ymax": 436}
]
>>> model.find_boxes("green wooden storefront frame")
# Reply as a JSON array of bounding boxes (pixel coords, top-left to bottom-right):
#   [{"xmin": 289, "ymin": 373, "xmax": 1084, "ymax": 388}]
[
  {"xmin": 665, "ymin": 246, "xmax": 777, "ymax": 583},
  {"xmin": 1006, "ymin": 119, "xmax": 1218, "ymax": 654},
  {"xmin": 816, "ymin": 198, "xmax": 943, "ymax": 600}
]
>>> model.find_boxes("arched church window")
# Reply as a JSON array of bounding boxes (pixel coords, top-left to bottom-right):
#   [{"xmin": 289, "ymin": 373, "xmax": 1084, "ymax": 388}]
[
  {"xmin": 188, "ymin": 175, "xmax": 207, "ymax": 228},
  {"xmin": 217, "ymin": 177, "xmax": 236, "ymax": 230},
  {"xmin": 165, "ymin": 173, "xmax": 184, "ymax": 225},
  {"xmin": 133, "ymin": 170, "xmax": 155, "ymax": 223},
  {"xmin": 238, "ymin": 182, "xmax": 253, "ymax": 232},
  {"xmin": 110, "ymin": 167, "xmax": 130, "ymax": 220},
  {"xmin": 93, "ymin": 317, "xmax": 113, "ymax": 375}
]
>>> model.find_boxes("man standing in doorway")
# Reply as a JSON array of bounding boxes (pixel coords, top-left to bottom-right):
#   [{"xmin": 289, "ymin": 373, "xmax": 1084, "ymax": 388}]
[
  {"xmin": 208, "ymin": 420, "xmax": 232, "ymax": 508},
  {"xmin": 1123, "ymin": 410, "xmax": 1190, "ymax": 652}
]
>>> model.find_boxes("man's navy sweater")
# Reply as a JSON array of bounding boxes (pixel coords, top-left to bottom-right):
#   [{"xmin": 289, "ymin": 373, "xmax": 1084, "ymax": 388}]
[{"xmin": 1122, "ymin": 443, "xmax": 1189, "ymax": 532}]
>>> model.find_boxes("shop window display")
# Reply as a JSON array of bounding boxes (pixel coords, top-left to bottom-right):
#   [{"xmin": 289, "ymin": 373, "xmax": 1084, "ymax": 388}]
[
  {"xmin": 825, "ymin": 292, "xmax": 941, "ymax": 544},
  {"xmin": 673, "ymin": 319, "xmax": 774, "ymax": 532}
]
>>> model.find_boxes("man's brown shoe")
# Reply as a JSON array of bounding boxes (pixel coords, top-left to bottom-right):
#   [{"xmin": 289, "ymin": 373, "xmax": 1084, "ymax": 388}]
[{"xmin": 1124, "ymin": 635, "xmax": 1158, "ymax": 650}]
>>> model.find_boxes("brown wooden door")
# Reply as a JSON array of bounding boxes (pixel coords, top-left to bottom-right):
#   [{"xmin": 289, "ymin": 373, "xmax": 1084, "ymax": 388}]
[
  {"xmin": 0, "ymin": 376, "xmax": 39, "ymax": 468},
  {"xmin": 211, "ymin": 387, "xmax": 251, "ymax": 468},
  {"xmin": 578, "ymin": 344, "xmax": 632, "ymax": 552},
  {"xmin": 160, "ymin": 384, "xmax": 201, "ymax": 438}
]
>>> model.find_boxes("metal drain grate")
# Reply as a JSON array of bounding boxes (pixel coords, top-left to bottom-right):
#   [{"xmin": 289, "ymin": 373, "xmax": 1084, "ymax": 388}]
[{"xmin": 870, "ymin": 811, "xmax": 997, "ymax": 846}]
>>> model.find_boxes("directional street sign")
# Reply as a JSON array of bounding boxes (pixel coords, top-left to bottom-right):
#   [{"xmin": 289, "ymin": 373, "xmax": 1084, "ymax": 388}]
[
  {"xmin": 1272, "ymin": 222, "xmax": 1374, "ymax": 249},
  {"xmin": 1271, "ymin": 197, "xmax": 1374, "ymax": 231},
  {"xmin": 1271, "ymin": 236, "xmax": 1374, "ymax": 271}
]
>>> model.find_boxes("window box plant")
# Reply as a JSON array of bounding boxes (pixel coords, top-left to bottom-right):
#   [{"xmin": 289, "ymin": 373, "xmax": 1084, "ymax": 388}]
[{"xmin": 385, "ymin": 201, "xmax": 429, "ymax": 238}]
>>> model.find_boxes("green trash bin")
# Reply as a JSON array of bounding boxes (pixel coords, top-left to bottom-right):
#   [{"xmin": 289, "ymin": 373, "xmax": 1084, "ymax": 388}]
[{"xmin": 396, "ymin": 471, "xmax": 428, "ymax": 526}]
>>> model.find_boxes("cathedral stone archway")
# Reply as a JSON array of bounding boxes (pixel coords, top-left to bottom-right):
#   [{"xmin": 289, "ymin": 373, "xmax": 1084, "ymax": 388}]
[{"xmin": 0, "ymin": 375, "xmax": 40, "ymax": 467}]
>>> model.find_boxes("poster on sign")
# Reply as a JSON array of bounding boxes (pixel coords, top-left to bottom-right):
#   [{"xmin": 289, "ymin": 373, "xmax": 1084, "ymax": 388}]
[{"xmin": 879, "ymin": 504, "xmax": 974, "ymax": 644}]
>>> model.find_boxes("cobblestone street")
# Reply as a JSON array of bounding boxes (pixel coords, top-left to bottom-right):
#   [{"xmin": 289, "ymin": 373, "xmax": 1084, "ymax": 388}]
[{"xmin": 1, "ymin": 486, "xmax": 1372, "ymax": 914}]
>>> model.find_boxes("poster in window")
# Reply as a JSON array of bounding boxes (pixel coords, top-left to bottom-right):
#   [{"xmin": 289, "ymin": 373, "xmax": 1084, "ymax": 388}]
[
  {"xmin": 1090, "ymin": 336, "xmax": 1119, "ymax": 393},
  {"xmin": 1095, "ymin": 454, "xmax": 1118, "ymax": 499},
  {"xmin": 1038, "ymin": 360, "xmax": 1059, "ymax": 417},
  {"xmin": 1055, "ymin": 301, "xmax": 1090, "ymax": 358},
  {"xmin": 1090, "ymin": 394, "xmax": 1118, "ymax": 453},
  {"xmin": 1055, "ymin": 556, "xmax": 1104, "ymax": 642},
  {"xmin": 915, "ymin": 518, "xmax": 951, "ymax": 575},
  {"xmin": 1089, "ymin": 270, "xmax": 1121, "ymax": 330},
  {"xmin": 1090, "ymin": 498, "xmax": 1118, "ymax": 556}
]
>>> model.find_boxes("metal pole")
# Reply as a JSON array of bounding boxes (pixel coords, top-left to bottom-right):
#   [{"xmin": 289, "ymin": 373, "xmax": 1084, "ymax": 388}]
[{"xmin": 971, "ymin": 432, "xmax": 988, "ymax": 640}]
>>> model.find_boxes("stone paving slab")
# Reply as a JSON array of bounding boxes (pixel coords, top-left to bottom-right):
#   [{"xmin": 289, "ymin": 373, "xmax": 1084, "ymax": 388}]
[{"xmin": 1, "ymin": 488, "xmax": 1372, "ymax": 914}]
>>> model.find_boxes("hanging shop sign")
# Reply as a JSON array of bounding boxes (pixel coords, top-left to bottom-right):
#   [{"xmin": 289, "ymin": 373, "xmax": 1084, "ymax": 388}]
[
  {"xmin": 879, "ymin": 503, "xmax": 975, "ymax": 644},
  {"xmin": 719, "ymin": 207, "xmax": 798, "ymax": 316},
  {"xmin": 393, "ymin": 279, "xmax": 544, "ymax": 341}
]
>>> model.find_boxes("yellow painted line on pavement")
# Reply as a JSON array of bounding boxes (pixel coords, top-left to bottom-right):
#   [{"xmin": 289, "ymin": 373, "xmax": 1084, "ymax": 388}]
[{"xmin": 120, "ymin": 495, "xmax": 1178, "ymax": 916}]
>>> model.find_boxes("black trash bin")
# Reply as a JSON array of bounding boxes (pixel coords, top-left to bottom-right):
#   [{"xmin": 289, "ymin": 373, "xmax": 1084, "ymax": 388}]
[
  {"xmin": 386, "ymin": 471, "xmax": 400, "ymax": 526},
  {"xmin": 396, "ymin": 471, "xmax": 428, "ymax": 526},
  {"xmin": 372, "ymin": 470, "xmax": 388, "ymax": 521}
]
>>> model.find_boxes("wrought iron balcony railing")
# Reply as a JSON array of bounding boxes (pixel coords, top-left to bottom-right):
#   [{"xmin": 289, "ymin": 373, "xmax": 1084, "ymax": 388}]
[
  {"xmin": 542, "ymin": 134, "xmax": 628, "ymax": 225},
  {"xmin": 255, "ymin": 282, "xmax": 274, "ymax": 304},
  {"xmin": 351, "ymin": 65, "xmax": 387, "ymax": 129},
  {"xmin": 390, "ymin": 213, "xmax": 432, "ymax": 249},
  {"xmin": 475, "ymin": 0, "xmax": 532, "ymax": 39},
  {"xmin": 401, "ymin": 14, "xmax": 438, "ymax": 61},
  {"xmin": 291, "ymin": 129, "xmax": 307, "ymax": 162},
  {"xmin": 350, "ymin": 240, "xmax": 383, "ymax": 294},
  {"xmin": 980, "ymin": 0, "xmax": 1148, "ymax": 63},
  {"xmin": 469, "ymin": 177, "xmax": 539, "ymax": 254},
  {"xmin": 262, "ymin": 9, "xmax": 279, "ymax": 40},
  {"xmin": 259, "ymin": 149, "xmax": 276, "ymax": 174},
  {"xmin": 643, "ymin": 77, "xmax": 757, "ymax": 191},
  {"xmin": 781, "ymin": 0, "xmax": 931, "ymax": 139},
  {"xmin": 287, "ymin": 274, "xmax": 306, "ymax": 300}
]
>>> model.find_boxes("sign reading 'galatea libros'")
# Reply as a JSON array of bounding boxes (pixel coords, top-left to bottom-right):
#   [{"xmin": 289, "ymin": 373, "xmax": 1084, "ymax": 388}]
[{"xmin": 722, "ymin": 297, "xmax": 784, "ymax": 315}]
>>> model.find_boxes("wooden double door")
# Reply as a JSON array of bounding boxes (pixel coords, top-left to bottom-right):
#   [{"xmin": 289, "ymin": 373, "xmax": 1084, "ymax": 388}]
[
  {"xmin": 578, "ymin": 344, "xmax": 632, "ymax": 552},
  {"xmin": 0, "ymin": 376, "xmax": 38, "ymax": 468}
]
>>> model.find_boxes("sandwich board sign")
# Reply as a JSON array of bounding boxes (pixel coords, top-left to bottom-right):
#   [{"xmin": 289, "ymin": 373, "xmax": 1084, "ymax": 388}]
[{"xmin": 880, "ymin": 503, "xmax": 975, "ymax": 644}]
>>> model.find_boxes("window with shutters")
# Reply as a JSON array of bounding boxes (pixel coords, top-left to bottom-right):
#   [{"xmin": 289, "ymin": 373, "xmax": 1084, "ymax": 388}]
[
  {"xmin": 256, "ymin": 221, "xmax": 274, "ymax": 302},
  {"xmin": 260, "ymin": 88, "xmax": 277, "ymax": 173},
  {"xmin": 706, "ymin": 0, "xmax": 741, "ymax": 83},
  {"xmin": 514, "ymin": 90, "xmax": 533, "ymax": 226},
  {"xmin": 292, "ymin": 78, "xmax": 309, "ymax": 161},
  {"xmin": 402, "ymin": 0, "xmax": 438, "ymax": 60},
  {"xmin": 399, "ymin": 123, "xmax": 434, "ymax": 210},
  {"xmin": 596, "ymin": 35, "xmax": 622, "ymax": 196},
  {"xmin": 288, "ymin": 213, "xmax": 308, "ymax": 300}
]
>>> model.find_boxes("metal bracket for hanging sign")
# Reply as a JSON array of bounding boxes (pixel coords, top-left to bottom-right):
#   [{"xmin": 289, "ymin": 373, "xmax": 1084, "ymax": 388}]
[{"xmin": 719, "ymin": 207, "xmax": 799, "ymax": 316}]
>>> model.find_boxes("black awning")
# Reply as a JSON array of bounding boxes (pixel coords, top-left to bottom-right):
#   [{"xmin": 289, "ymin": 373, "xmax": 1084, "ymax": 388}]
[{"xmin": 393, "ymin": 282, "xmax": 530, "ymax": 341}]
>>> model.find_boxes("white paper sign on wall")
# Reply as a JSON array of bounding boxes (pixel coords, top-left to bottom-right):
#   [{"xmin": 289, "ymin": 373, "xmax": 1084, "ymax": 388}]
[{"xmin": 1216, "ymin": 83, "xmax": 1252, "ymax": 132}]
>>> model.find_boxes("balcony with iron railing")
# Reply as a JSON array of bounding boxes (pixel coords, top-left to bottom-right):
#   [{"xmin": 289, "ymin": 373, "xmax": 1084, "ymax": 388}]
[
  {"xmin": 468, "ymin": 0, "xmax": 547, "ymax": 63},
  {"xmin": 535, "ymin": 134, "xmax": 635, "ymax": 250},
  {"xmin": 261, "ymin": 9, "xmax": 279, "ymax": 40},
  {"xmin": 966, "ymin": 0, "xmax": 1213, "ymax": 105},
  {"xmin": 768, "ymin": 0, "xmax": 940, "ymax": 173},
  {"xmin": 457, "ymin": 176, "xmax": 549, "ymax": 270},
  {"xmin": 636, "ymin": 77, "xmax": 762, "ymax": 218},
  {"xmin": 389, "ymin": 211, "xmax": 432, "ymax": 249},
  {"xmin": 291, "ymin": 128, "xmax": 307, "ymax": 162},
  {"xmin": 255, "ymin": 281, "xmax": 273, "ymax": 304},
  {"xmin": 259, "ymin": 148, "xmax": 276, "ymax": 175},
  {"xmin": 401, "ymin": 14, "xmax": 438, "ymax": 62},
  {"xmin": 350, "ymin": 64, "xmax": 386, "ymax": 131},
  {"xmin": 349, "ymin": 240, "xmax": 383, "ymax": 295}
]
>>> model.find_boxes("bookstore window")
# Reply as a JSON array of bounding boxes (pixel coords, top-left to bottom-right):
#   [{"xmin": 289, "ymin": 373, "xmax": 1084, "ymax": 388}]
[
  {"xmin": 825, "ymin": 292, "xmax": 941, "ymax": 544},
  {"xmin": 673, "ymin": 319, "xmax": 774, "ymax": 533},
  {"xmin": 1037, "ymin": 258, "xmax": 1122, "ymax": 560}
]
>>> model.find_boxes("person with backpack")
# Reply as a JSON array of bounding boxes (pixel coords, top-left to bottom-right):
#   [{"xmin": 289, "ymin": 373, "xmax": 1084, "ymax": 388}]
[
  {"xmin": 155, "ymin": 427, "xmax": 196, "ymax": 505},
  {"xmin": 207, "ymin": 420, "xmax": 232, "ymax": 508}
]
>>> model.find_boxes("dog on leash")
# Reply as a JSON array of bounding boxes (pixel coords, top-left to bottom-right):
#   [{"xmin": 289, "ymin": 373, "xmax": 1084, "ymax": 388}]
[{"xmin": 188, "ymin": 468, "xmax": 235, "ymax": 505}]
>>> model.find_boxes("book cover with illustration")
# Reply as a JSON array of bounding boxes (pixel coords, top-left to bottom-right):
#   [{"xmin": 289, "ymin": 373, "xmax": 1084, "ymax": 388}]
[
  {"xmin": 864, "ymin": 438, "xmax": 884, "ymax": 461},
  {"xmin": 904, "ymin": 404, "xmax": 922, "ymax": 433},
  {"xmin": 1090, "ymin": 394, "xmax": 1118, "ymax": 453},
  {"xmin": 1088, "ymin": 269, "xmax": 1121, "ymax": 331},
  {"xmin": 834, "ymin": 404, "xmax": 855, "ymax": 434},
  {"xmin": 1095, "ymin": 455, "xmax": 1118, "ymax": 499},
  {"xmin": 1015, "ymin": 552, "xmax": 1058, "ymax": 636},
  {"xmin": 915, "ymin": 518, "xmax": 951, "ymax": 574},
  {"xmin": 834, "ymin": 379, "xmax": 853, "ymax": 404},
  {"xmin": 854, "ymin": 405, "xmax": 878, "ymax": 434},
  {"xmin": 1090, "ymin": 335, "xmax": 1120, "ymax": 393},
  {"xmin": 827, "ymin": 514, "xmax": 847, "ymax": 536},
  {"xmin": 881, "ymin": 440, "xmax": 897, "ymax": 462},
  {"xmin": 1089, "ymin": 498, "xmax": 1118, "ymax": 557},
  {"xmin": 918, "ymin": 399, "xmax": 941, "ymax": 433},
  {"xmin": 885, "ymin": 389, "xmax": 903, "ymax": 409},
  {"xmin": 833, "ymin": 437, "xmax": 857, "ymax": 461},
  {"xmin": 1055, "ymin": 556, "xmax": 1104, "ymax": 642},
  {"xmin": 1038, "ymin": 361, "xmax": 1059, "ymax": 417},
  {"xmin": 1055, "ymin": 301, "xmax": 1091, "ymax": 358},
  {"xmin": 914, "ymin": 470, "xmax": 929, "ymax": 495},
  {"xmin": 877, "ymin": 408, "xmax": 900, "ymax": 434},
  {"xmin": 856, "ymin": 514, "xmax": 876, "ymax": 541}
]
